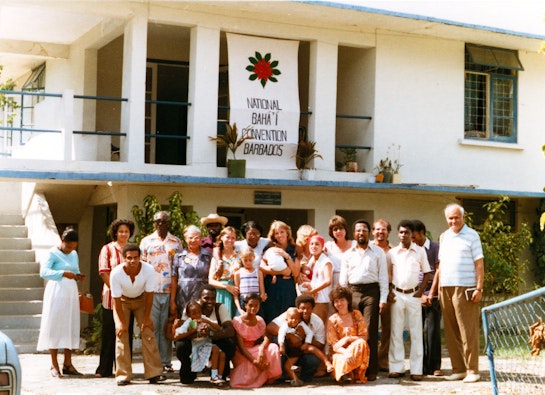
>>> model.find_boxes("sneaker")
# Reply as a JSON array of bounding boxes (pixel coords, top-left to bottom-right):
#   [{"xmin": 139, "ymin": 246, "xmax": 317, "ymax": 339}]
[
  {"xmin": 116, "ymin": 380, "xmax": 130, "ymax": 386},
  {"xmin": 445, "ymin": 372, "xmax": 467, "ymax": 381},
  {"xmin": 463, "ymin": 373, "xmax": 480, "ymax": 383},
  {"xmin": 163, "ymin": 365, "xmax": 174, "ymax": 373}
]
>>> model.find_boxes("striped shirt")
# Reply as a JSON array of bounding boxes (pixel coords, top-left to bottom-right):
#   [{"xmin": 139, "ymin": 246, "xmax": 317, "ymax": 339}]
[
  {"xmin": 98, "ymin": 242, "xmax": 124, "ymax": 310},
  {"xmin": 439, "ymin": 224, "xmax": 484, "ymax": 287},
  {"xmin": 238, "ymin": 267, "xmax": 260, "ymax": 296}
]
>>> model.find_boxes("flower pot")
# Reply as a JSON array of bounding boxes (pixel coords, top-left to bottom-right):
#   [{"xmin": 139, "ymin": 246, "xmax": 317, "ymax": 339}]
[
  {"xmin": 345, "ymin": 161, "xmax": 358, "ymax": 172},
  {"xmin": 227, "ymin": 159, "xmax": 246, "ymax": 178},
  {"xmin": 375, "ymin": 173, "xmax": 384, "ymax": 183},
  {"xmin": 299, "ymin": 169, "xmax": 316, "ymax": 180},
  {"xmin": 392, "ymin": 173, "xmax": 402, "ymax": 184},
  {"xmin": 383, "ymin": 171, "xmax": 393, "ymax": 183}
]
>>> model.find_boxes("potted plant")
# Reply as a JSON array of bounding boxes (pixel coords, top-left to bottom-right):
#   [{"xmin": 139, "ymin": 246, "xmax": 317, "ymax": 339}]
[
  {"xmin": 295, "ymin": 139, "xmax": 322, "ymax": 180},
  {"xmin": 374, "ymin": 144, "xmax": 402, "ymax": 183},
  {"xmin": 374, "ymin": 159, "xmax": 393, "ymax": 183},
  {"xmin": 209, "ymin": 122, "xmax": 253, "ymax": 178},
  {"xmin": 340, "ymin": 147, "xmax": 358, "ymax": 172}
]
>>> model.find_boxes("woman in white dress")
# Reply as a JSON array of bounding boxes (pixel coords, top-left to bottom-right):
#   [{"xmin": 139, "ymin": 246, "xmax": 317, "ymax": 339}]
[
  {"xmin": 37, "ymin": 228, "xmax": 84, "ymax": 377},
  {"xmin": 324, "ymin": 215, "xmax": 355, "ymax": 289}
]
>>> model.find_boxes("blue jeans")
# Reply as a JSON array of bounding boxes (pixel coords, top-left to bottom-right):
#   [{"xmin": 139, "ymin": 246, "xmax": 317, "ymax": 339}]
[{"xmin": 152, "ymin": 293, "xmax": 171, "ymax": 366}]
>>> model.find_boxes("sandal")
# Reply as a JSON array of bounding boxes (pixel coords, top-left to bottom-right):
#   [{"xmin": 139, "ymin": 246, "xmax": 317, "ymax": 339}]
[
  {"xmin": 50, "ymin": 366, "xmax": 62, "ymax": 378},
  {"xmin": 62, "ymin": 364, "xmax": 83, "ymax": 376}
]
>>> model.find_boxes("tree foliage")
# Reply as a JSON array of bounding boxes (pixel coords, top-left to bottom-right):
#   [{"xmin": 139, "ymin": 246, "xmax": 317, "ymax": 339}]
[
  {"xmin": 0, "ymin": 65, "xmax": 19, "ymax": 125},
  {"xmin": 131, "ymin": 191, "xmax": 203, "ymax": 245},
  {"xmin": 466, "ymin": 196, "xmax": 532, "ymax": 299}
]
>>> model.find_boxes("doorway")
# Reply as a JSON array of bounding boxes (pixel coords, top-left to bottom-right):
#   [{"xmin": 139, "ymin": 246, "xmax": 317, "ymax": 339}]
[{"xmin": 145, "ymin": 62, "xmax": 189, "ymax": 165}]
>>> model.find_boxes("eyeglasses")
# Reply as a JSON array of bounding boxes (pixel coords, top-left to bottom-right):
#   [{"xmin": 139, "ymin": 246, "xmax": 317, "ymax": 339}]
[{"xmin": 154, "ymin": 219, "xmax": 168, "ymax": 225}]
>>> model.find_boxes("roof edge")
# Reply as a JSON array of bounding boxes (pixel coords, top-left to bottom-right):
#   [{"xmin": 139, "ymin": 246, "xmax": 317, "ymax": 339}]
[
  {"xmin": 296, "ymin": 0, "xmax": 545, "ymax": 41},
  {"xmin": 1, "ymin": 170, "xmax": 544, "ymax": 198}
]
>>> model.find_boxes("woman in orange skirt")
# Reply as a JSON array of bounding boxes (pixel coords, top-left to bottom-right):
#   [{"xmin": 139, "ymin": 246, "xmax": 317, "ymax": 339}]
[{"xmin": 327, "ymin": 285, "xmax": 370, "ymax": 383}]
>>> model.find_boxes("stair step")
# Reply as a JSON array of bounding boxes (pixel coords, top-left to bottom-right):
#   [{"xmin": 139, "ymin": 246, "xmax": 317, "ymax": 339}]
[
  {"xmin": 0, "ymin": 315, "xmax": 42, "ymax": 330},
  {"xmin": 2, "ymin": 328, "xmax": 39, "ymax": 344},
  {"xmin": 0, "ymin": 262, "xmax": 39, "ymax": 274},
  {"xmin": 0, "ymin": 250, "xmax": 35, "ymax": 262},
  {"xmin": 0, "ymin": 225, "xmax": 27, "ymax": 238},
  {"xmin": 0, "ymin": 238, "xmax": 31, "ymax": 249},
  {"xmin": 0, "ymin": 274, "xmax": 43, "ymax": 288},
  {"xmin": 0, "ymin": 287, "xmax": 44, "ymax": 301},
  {"xmin": 0, "ymin": 215, "xmax": 24, "ymax": 226},
  {"xmin": 0, "ymin": 300, "xmax": 43, "ymax": 315}
]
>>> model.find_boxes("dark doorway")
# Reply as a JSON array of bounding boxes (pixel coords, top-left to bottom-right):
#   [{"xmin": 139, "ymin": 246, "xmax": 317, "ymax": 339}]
[{"xmin": 146, "ymin": 62, "xmax": 189, "ymax": 165}]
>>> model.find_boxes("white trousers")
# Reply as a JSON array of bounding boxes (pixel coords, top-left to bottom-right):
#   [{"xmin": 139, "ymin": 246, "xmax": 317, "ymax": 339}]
[{"xmin": 388, "ymin": 290, "xmax": 424, "ymax": 374}]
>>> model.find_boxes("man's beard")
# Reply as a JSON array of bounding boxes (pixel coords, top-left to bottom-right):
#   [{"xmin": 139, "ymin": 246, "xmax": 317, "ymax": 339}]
[{"xmin": 357, "ymin": 237, "xmax": 368, "ymax": 246}]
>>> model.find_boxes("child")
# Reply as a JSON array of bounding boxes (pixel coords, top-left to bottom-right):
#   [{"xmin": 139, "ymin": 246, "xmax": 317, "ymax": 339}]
[
  {"xmin": 300, "ymin": 235, "xmax": 333, "ymax": 325},
  {"xmin": 234, "ymin": 247, "xmax": 267, "ymax": 315},
  {"xmin": 278, "ymin": 307, "xmax": 333, "ymax": 386},
  {"xmin": 173, "ymin": 301, "xmax": 226, "ymax": 386},
  {"xmin": 263, "ymin": 246, "xmax": 289, "ymax": 284}
]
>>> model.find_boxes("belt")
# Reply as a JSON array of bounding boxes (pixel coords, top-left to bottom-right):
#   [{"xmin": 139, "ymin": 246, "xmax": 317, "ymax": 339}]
[
  {"xmin": 349, "ymin": 282, "xmax": 379, "ymax": 291},
  {"xmin": 393, "ymin": 285, "xmax": 419, "ymax": 294}
]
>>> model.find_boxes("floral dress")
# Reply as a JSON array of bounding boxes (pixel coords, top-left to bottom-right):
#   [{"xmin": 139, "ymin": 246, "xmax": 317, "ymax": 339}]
[
  {"xmin": 211, "ymin": 253, "xmax": 240, "ymax": 318},
  {"xmin": 327, "ymin": 309, "xmax": 370, "ymax": 382},
  {"xmin": 171, "ymin": 248, "xmax": 212, "ymax": 314}
]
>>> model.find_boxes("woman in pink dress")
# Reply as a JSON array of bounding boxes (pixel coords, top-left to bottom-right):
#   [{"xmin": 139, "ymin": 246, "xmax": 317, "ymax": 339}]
[{"xmin": 230, "ymin": 293, "xmax": 282, "ymax": 388}]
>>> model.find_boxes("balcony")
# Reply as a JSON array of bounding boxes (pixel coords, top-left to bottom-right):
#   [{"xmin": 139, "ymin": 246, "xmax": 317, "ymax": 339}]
[{"xmin": 0, "ymin": 88, "xmax": 377, "ymax": 185}]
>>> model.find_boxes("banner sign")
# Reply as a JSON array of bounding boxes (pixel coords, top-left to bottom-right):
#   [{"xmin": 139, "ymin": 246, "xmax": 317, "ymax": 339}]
[{"xmin": 227, "ymin": 33, "xmax": 300, "ymax": 169}]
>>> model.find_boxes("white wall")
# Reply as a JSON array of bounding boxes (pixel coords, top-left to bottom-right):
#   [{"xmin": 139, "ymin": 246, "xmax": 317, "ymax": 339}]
[
  {"xmin": 375, "ymin": 32, "xmax": 545, "ymax": 192},
  {"xmin": 3, "ymin": 3, "xmax": 545, "ymax": 193}
]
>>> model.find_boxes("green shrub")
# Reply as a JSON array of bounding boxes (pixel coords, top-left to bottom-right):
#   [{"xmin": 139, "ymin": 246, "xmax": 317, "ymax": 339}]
[
  {"xmin": 467, "ymin": 196, "xmax": 532, "ymax": 299},
  {"xmin": 131, "ymin": 191, "xmax": 203, "ymax": 245}
]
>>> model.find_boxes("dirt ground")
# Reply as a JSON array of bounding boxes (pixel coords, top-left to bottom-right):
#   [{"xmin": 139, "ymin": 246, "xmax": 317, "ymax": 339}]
[{"xmin": 19, "ymin": 352, "xmax": 495, "ymax": 395}]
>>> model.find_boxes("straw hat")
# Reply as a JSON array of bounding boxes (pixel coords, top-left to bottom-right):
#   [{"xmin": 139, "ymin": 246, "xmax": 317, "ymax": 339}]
[{"xmin": 200, "ymin": 213, "xmax": 228, "ymax": 227}]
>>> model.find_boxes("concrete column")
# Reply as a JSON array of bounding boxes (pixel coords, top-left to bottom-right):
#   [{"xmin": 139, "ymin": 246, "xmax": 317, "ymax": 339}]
[
  {"xmin": 61, "ymin": 89, "xmax": 74, "ymax": 161},
  {"xmin": 120, "ymin": 14, "xmax": 148, "ymax": 165},
  {"xmin": 187, "ymin": 26, "xmax": 220, "ymax": 165},
  {"xmin": 308, "ymin": 41, "xmax": 338, "ymax": 171}
]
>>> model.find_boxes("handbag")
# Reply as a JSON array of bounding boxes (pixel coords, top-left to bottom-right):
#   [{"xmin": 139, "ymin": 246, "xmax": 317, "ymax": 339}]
[{"xmin": 79, "ymin": 292, "xmax": 94, "ymax": 314}]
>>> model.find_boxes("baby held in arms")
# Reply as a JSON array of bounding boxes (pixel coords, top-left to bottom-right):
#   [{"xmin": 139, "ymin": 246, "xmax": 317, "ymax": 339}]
[{"xmin": 263, "ymin": 246, "xmax": 289, "ymax": 284}]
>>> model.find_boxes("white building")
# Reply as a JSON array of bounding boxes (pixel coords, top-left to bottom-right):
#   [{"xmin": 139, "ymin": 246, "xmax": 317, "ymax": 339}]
[{"xmin": 0, "ymin": 1, "xmax": 544, "ymax": 350}]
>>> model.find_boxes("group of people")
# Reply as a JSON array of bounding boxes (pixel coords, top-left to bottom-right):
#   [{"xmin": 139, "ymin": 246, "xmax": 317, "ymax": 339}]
[{"xmin": 36, "ymin": 203, "xmax": 484, "ymax": 388}]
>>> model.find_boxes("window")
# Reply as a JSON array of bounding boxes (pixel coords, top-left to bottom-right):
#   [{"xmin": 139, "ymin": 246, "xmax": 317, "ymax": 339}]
[{"xmin": 464, "ymin": 44, "xmax": 522, "ymax": 143}]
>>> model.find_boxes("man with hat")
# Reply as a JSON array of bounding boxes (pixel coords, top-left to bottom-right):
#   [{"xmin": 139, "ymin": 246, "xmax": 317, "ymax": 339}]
[{"xmin": 200, "ymin": 213, "xmax": 228, "ymax": 252}]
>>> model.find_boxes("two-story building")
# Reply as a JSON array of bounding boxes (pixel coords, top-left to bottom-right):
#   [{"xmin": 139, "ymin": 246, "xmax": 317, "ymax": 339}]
[{"xmin": 0, "ymin": 1, "xmax": 544, "ymax": 351}]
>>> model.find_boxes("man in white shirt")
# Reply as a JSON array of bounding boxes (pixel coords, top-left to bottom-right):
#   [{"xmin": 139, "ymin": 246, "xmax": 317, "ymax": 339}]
[
  {"xmin": 266, "ymin": 294, "xmax": 326, "ymax": 382},
  {"xmin": 430, "ymin": 204, "xmax": 484, "ymax": 384},
  {"xmin": 175, "ymin": 284, "xmax": 236, "ymax": 385},
  {"xmin": 387, "ymin": 220, "xmax": 430, "ymax": 381},
  {"xmin": 110, "ymin": 243, "xmax": 164, "ymax": 386},
  {"xmin": 339, "ymin": 219, "xmax": 389, "ymax": 381}
]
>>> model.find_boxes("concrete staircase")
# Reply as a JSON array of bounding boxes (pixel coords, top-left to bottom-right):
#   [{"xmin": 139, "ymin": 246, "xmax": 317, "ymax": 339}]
[{"xmin": 0, "ymin": 215, "xmax": 43, "ymax": 354}]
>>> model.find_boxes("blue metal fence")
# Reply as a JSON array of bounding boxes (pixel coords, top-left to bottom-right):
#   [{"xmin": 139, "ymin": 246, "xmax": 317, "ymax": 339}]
[{"xmin": 482, "ymin": 287, "xmax": 545, "ymax": 394}]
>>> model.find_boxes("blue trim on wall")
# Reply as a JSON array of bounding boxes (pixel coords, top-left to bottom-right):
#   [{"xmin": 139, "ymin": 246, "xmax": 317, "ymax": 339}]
[
  {"xmin": 296, "ymin": 1, "xmax": 545, "ymax": 41},
  {"xmin": 1, "ymin": 170, "xmax": 543, "ymax": 198}
]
